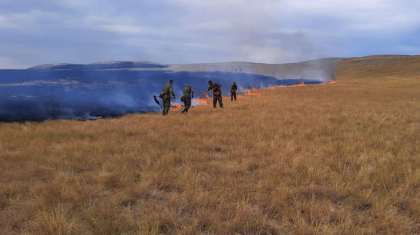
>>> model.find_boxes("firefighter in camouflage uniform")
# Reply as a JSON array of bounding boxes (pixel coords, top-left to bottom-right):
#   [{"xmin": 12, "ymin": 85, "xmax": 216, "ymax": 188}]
[
  {"xmin": 160, "ymin": 79, "xmax": 176, "ymax": 115},
  {"xmin": 230, "ymin": 82, "xmax": 237, "ymax": 101},
  {"xmin": 206, "ymin": 80, "xmax": 223, "ymax": 108},
  {"xmin": 181, "ymin": 84, "xmax": 194, "ymax": 113}
]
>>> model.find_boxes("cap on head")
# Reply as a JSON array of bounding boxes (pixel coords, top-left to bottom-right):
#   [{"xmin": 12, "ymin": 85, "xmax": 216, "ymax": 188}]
[
  {"xmin": 169, "ymin": 79, "xmax": 173, "ymax": 83},
  {"xmin": 233, "ymin": 82, "xmax": 236, "ymax": 84},
  {"xmin": 185, "ymin": 84, "xmax": 189, "ymax": 86},
  {"xmin": 208, "ymin": 80, "xmax": 213, "ymax": 83}
]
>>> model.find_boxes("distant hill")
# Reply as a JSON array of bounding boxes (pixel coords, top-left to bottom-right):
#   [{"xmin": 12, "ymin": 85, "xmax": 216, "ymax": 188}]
[
  {"xmin": 166, "ymin": 58, "xmax": 338, "ymax": 81},
  {"xmin": 26, "ymin": 58, "xmax": 338, "ymax": 81},
  {"xmin": 166, "ymin": 55, "xmax": 420, "ymax": 80},
  {"xmin": 336, "ymin": 55, "xmax": 420, "ymax": 79},
  {"xmin": 28, "ymin": 61, "xmax": 168, "ymax": 70},
  {"xmin": 25, "ymin": 55, "xmax": 420, "ymax": 81}
]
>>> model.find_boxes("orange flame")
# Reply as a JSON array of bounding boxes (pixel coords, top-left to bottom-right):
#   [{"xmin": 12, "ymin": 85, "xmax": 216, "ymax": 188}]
[
  {"xmin": 200, "ymin": 94, "xmax": 210, "ymax": 99},
  {"xmin": 268, "ymin": 86, "xmax": 275, "ymax": 90},
  {"xmin": 323, "ymin": 80, "xmax": 338, "ymax": 85},
  {"xmin": 246, "ymin": 89, "xmax": 261, "ymax": 96},
  {"xmin": 195, "ymin": 98, "xmax": 207, "ymax": 104},
  {"xmin": 290, "ymin": 82, "xmax": 306, "ymax": 87},
  {"xmin": 170, "ymin": 103, "xmax": 182, "ymax": 110}
]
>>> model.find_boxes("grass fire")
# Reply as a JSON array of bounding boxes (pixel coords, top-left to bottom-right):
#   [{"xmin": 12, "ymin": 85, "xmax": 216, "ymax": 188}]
[{"xmin": 1, "ymin": 55, "xmax": 420, "ymax": 234}]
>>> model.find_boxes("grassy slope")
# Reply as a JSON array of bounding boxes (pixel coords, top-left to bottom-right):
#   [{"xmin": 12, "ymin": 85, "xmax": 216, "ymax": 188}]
[
  {"xmin": 337, "ymin": 55, "xmax": 420, "ymax": 79},
  {"xmin": 1, "ymin": 56, "xmax": 420, "ymax": 234}
]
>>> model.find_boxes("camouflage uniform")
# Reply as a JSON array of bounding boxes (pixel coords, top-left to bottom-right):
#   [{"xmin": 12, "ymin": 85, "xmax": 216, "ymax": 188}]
[
  {"xmin": 160, "ymin": 81, "xmax": 176, "ymax": 115},
  {"xmin": 181, "ymin": 84, "xmax": 194, "ymax": 113},
  {"xmin": 230, "ymin": 83, "xmax": 237, "ymax": 101},
  {"xmin": 207, "ymin": 82, "xmax": 223, "ymax": 108}
]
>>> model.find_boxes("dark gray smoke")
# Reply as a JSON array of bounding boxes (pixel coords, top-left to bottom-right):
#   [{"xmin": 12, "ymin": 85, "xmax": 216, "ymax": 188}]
[{"xmin": 0, "ymin": 62, "xmax": 325, "ymax": 122}]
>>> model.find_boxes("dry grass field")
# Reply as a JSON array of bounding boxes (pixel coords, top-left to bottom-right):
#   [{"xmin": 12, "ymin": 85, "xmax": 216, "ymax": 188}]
[{"xmin": 1, "ymin": 56, "xmax": 420, "ymax": 234}]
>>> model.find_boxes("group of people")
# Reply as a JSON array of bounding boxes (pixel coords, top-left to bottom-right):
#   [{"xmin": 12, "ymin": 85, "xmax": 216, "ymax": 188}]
[{"xmin": 159, "ymin": 79, "xmax": 238, "ymax": 115}]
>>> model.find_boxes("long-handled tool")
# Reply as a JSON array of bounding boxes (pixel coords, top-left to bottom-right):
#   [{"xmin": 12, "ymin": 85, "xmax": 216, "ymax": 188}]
[
  {"xmin": 153, "ymin": 95, "xmax": 178, "ymax": 105},
  {"xmin": 153, "ymin": 95, "xmax": 160, "ymax": 105},
  {"xmin": 199, "ymin": 88, "xmax": 214, "ymax": 98}
]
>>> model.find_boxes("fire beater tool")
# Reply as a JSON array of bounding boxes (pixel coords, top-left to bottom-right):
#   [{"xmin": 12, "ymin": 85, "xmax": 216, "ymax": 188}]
[
  {"xmin": 153, "ymin": 95, "xmax": 177, "ymax": 105},
  {"xmin": 153, "ymin": 95, "xmax": 160, "ymax": 105},
  {"xmin": 199, "ymin": 87, "xmax": 215, "ymax": 98}
]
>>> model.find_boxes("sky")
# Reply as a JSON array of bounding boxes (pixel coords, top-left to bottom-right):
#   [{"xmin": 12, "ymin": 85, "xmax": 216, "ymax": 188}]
[{"xmin": 0, "ymin": 0, "xmax": 419, "ymax": 69}]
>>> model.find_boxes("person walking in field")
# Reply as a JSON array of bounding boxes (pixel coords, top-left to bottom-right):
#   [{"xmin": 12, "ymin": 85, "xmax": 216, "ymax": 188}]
[
  {"xmin": 181, "ymin": 84, "xmax": 194, "ymax": 113},
  {"xmin": 230, "ymin": 82, "xmax": 237, "ymax": 101},
  {"xmin": 202, "ymin": 80, "xmax": 223, "ymax": 108},
  {"xmin": 160, "ymin": 79, "xmax": 177, "ymax": 115}
]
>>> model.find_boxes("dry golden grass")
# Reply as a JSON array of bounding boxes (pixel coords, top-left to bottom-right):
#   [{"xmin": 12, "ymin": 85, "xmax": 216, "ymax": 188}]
[{"xmin": 1, "ymin": 58, "xmax": 420, "ymax": 234}]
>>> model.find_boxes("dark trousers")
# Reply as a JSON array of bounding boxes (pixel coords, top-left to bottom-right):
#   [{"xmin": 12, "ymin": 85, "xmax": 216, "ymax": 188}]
[
  {"xmin": 213, "ymin": 95, "xmax": 223, "ymax": 108},
  {"xmin": 231, "ymin": 92, "xmax": 236, "ymax": 101},
  {"xmin": 182, "ymin": 97, "xmax": 191, "ymax": 113},
  {"xmin": 162, "ymin": 97, "xmax": 171, "ymax": 115}
]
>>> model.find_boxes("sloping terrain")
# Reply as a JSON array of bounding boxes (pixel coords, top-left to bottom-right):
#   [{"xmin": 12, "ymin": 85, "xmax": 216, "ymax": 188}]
[
  {"xmin": 0, "ymin": 55, "xmax": 419, "ymax": 234},
  {"xmin": 166, "ymin": 58, "xmax": 336, "ymax": 81},
  {"xmin": 337, "ymin": 55, "xmax": 420, "ymax": 80},
  {"xmin": 167, "ymin": 55, "xmax": 420, "ymax": 81}
]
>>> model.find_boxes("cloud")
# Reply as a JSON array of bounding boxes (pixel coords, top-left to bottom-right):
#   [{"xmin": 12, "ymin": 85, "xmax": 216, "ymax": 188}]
[
  {"xmin": 0, "ymin": 0, "xmax": 419, "ymax": 68},
  {"xmin": 283, "ymin": 0, "xmax": 420, "ymax": 33},
  {"xmin": 100, "ymin": 24, "xmax": 144, "ymax": 35}
]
